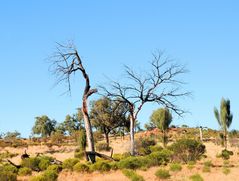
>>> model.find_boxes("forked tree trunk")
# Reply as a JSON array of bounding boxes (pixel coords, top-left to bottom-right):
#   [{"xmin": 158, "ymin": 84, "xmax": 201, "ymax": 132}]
[{"xmin": 130, "ymin": 115, "xmax": 135, "ymax": 155}]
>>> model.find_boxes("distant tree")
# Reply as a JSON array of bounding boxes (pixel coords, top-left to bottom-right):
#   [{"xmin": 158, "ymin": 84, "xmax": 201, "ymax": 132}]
[
  {"xmin": 90, "ymin": 97, "xmax": 129, "ymax": 148},
  {"xmin": 150, "ymin": 108, "xmax": 172, "ymax": 147},
  {"xmin": 3, "ymin": 131, "xmax": 21, "ymax": 140},
  {"xmin": 101, "ymin": 52, "xmax": 190, "ymax": 155},
  {"xmin": 58, "ymin": 110, "xmax": 84, "ymax": 135},
  {"xmin": 214, "ymin": 98, "xmax": 233, "ymax": 150},
  {"xmin": 32, "ymin": 115, "xmax": 56, "ymax": 137}
]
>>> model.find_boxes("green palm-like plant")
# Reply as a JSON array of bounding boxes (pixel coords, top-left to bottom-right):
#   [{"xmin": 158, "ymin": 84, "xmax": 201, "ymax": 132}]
[
  {"xmin": 214, "ymin": 98, "xmax": 233, "ymax": 150},
  {"xmin": 150, "ymin": 108, "xmax": 172, "ymax": 147}
]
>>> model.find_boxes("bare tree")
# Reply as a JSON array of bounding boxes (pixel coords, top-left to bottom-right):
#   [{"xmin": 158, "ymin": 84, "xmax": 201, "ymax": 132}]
[
  {"xmin": 100, "ymin": 52, "xmax": 190, "ymax": 155},
  {"xmin": 50, "ymin": 42, "xmax": 97, "ymax": 155}
]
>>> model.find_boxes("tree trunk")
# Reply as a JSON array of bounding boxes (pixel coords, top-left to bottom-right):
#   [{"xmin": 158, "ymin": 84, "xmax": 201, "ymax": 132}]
[
  {"xmin": 224, "ymin": 130, "xmax": 227, "ymax": 150},
  {"xmin": 82, "ymin": 99, "xmax": 95, "ymax": 152},
  {"xmin": 199, "ymin": 127, "xmax": 203, "ymax": 142},
  {"xmin": 162, "ymin": 130, "xmax": 166, "ymax": 148},
  {"xmin": 130, "ymin": 115, "xmax": 135, "ymax": 156},
  {"xmin": 104, "ymin": 129, "xmax": 110, "ymax": 149}
]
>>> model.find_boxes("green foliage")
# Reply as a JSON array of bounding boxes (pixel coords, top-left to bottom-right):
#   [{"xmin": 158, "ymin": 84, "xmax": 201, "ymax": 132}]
[
  {"xmin": 74, "ymin": 148, "xmax": 85, "ymax": 159},
  {"xmin": 74, "ymin": 130, "xmax": 87, "ymax": 151},
  {"xmin": 62, "ymin": 158, "xmax": 80, "ymax": 170},
  {"xmin": 214, "ymin": 98, "xmax": 233, "ymax": 149},
  {"xmin": 202, "ymin": 166, "xmax": 210, "ymax": 172},
  {"xmin": 155, "ymin": 169, "xmax": 170, "ymax": 179},
  {"xmin": 222, "ymin": 167, "xmax": 230, "ymax": 175},
  {"xmin": 90, "ymin": 160, "xmax": 111, "ymax": 172},
  {"xmin": 117, "ymin": 157, "xmax": 145, "ymax": 170},
  {"xmin": 39, "ymin": 158, "xmax": 51, "ymax": 171},
  {"xmin": 47, "ymin": 165, "xmax": 62, "ymax": 173},
  {"xmin": 0, "ymin": 164, "xmax": 18, "ymax": 173},
  {"xmin": 113, "ymin": 153, "xmax": 131, "ymax": 161},
  {"xmin": 0, "ymin": 151, "xmax": 18, "ymax": 162},
  {"xmin": 149, "ymin": 145, "xmax": 163, "ymax": 153},
  {"xmin": 187, "ymin": 161, "xmax": 196, "ymax": 170},
  {"xmin": 122, "ymin": 169, "xmax": 145, "ymax": 181},
  {"xmin": 73, "ymin": 163, "xmax": 90, "ymax": 173},
  {"xmin": 204, "ymin": 160, "xmax": 213, "ymax": 167},
  {"xmin": 135, "ymin": 137, "xmax": 156, "ymax": 156},
  {"xmin": 169, "ymin": 163, "xmax": 182, "ymax": 172},
  {"xmin": 146, "ymin": 149, "xmax": 173, "ymax": 167},
  {"xmin": 50, "ymin": 131, "xmax": 64, "ymax": 144},
  {"xmin": 150, "ymin": 108, "xmax": 172, "ymax": 147},
  {"xmin": 32, "ymin": 115, "xmax": 56, "ymax": 137},
  {"xmin": 21, "ymin": 157, "xmax": 41, "ymax": 171},
  {"xmin": 96, "ymin": 142, "xmax": 111, "ymax": 151},
  {"xmin": 18, "ymin": 167, "xmax": 32, "ymax": 176},
  {"xmin": 30, "ymin": 170, "xmax": 58, "ymax": 181},
  {"xmin": 219, "ymin": 149, "xmax": 233, "ymax": 160},
  {"xmin": 189, "ymin": 174, "xmax": 204, "ymax": 181},
  {"xmin": 169, "ymin": 139, "xmax": 206, "ymax": 163},
  {"xmin": 0, "ymin": 171, "xmax": 17, "ymax": 181}
]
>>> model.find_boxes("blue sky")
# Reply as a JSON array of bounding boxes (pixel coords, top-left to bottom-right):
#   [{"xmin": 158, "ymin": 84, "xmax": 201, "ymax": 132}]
[{"xmin": 0, "ymin": 1, "xmax": 238, "ymax": 137}]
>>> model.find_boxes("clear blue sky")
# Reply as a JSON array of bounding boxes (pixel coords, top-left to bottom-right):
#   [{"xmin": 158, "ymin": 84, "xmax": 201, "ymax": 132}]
[{"xmin": 0, "ymin": 1, "xmax": 238, "ymax": 138}]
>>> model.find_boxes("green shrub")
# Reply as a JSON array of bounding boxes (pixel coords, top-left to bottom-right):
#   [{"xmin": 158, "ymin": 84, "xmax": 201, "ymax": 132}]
[
  {"xmin": 0, "ymin": 164, "xmax": 18, "ymax": 173},
  {"xmin": 202, "ymin": 166, "xmax": 210, "ymax": 172},
  {"xmin": 39, "ymin": 158, "xmax": 51, "ymax": 171},
  {"xmin": 18, "ymin": 167, "xmax": 32, "ymax": 176},
  {"xmin": 109, "ymin": 162, "xmax": 118, "ymax": 170},
  {"xmin": 30, "ymin": 170, "xmax": 58, "ymax": 181},
  {"xmin": 73, "ymin": 163, "xmax": 90, "ymax": 173},
  {"xmin": 204, "ymin": 160, "xmax": 213, "ymax": 167},
  {"xmin": 149, "ymin": 145, "xmax": 163, "ymax": 153},
  {"xmin": 146, "ymin": 149, "xmax": 173, "ymax": 167},
  {"xmin": 169, "ymin": 139, "xmax": 206, "ymax": 163},
  {"xmin": 222, "ymin": 167, "xmax": 230, "ymax": 175},
  {"xmin": 122, "ymin": 169, "xmax": 145, "ymax": 181},
  {"xmin": 189, "ymin": 174, "xmax": 204, "ymax": 181},
  {"xmin": 62, "ymin": 158, "xmax": 79, "ymax": 170},
  {"xmin": 21, "ymin": 157, "xmax": 40, "ymax": 171},
  {"xmin": 74, "ymin": 149, "xmax": 85, "ymax": 159},
  {"xmin": 155, "ymin": 169, "xmax": 170, "ymax": 179},
  {"xmin": 187, "ymin": 161, "xmax": 196, "ymax": 170},
  {"xmin": 113, "ymin": 153, "xmax": 130, "ymax": 161},
  {"xmin": 135, "ymin": 137, "xmax": 156, "ymax": 156},
  {"xmin": 117, "ymin": 157, "xmax": 145, "ymax": 170},
  {"xmin": 219, "ymin": 149, "xmax": 233, "ymax": 160},
  {"xmin": 91, "ymin": 160, "xmax": 111, "ymax": 172},
  {"xmin": 47, "ymin": 164, "xmax": 62, "ymax": 173},
  {"xmin": 96, "ymin": 142, "xmax": 111, "ymax": 151},
  {"xmin": 0, "ymin": 171, "xmax": 17, "ymax": 181},
  {"xmin": 169, "ymin": 163, "xmax": 182, "ymax": 172}
]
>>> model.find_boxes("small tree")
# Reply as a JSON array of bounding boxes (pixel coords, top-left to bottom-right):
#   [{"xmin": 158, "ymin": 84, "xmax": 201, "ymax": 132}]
[
  {"xmin": 150, "ymin": 108, "xmax": 172, "ymax": 147},
  {"xmin": 90, "ymin": 97, "xmax": 129, "ymax": 148},
  {"xmin": 101, "ymin": 52, "xmax": 190, "ymax": 155},
  {"xmin": 214, "ymin": 98, "xmax": 233, "ymax": 150},
  {"xmin": 32, "ymin": 115, "xmax": 56, "ymax": 137}
]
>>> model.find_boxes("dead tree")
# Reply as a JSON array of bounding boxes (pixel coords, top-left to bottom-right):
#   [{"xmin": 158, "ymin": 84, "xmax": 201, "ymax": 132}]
[
  {"xmin": 50, "ymin": 42, "xmax": 116, "ymax": 163},
  {"xmin": 51, "ymin": 43, "xmax": 97, "ymax": 158},
  {"xmin": 101, "ymin": 52, "xmax": 190, "ymax": 155}
]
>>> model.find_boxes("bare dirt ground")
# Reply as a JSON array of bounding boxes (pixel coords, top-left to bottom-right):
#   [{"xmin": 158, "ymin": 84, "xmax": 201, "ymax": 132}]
[{"xmin": 2, "ymin": 135, "xmax": 239, "ymax": 181}]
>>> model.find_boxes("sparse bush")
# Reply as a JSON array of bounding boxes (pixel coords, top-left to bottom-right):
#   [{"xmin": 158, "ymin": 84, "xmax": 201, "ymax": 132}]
[
  {"xmin": 21, "ymin": 157, "xmax": 41, "ymax": 171},
  {"xmin": 62, "ymin": 158, "xmax": 79, "ymax": 170},
  {"xmin": 50, "ymin": 131, "xmax": 64, "ymax": 144},
  {"xmin": 73, "ymin": 163, "xmax": 90, "ymax": 173},
  {"xmin": 74, "ymin": 148, "xmax": 85, "ymax": 159},
  {"xmin": 0, "ymin": 171, "xmax": 17, "ymax": 181},
  {"xmin": 169, "ymin": 163, "xmax": 182, "ymax": 172},
  {"xmin": 222, "ymin": 167, "xmax": 230, "ymax": 175},
  {"xmin": 93, "ymin": 131, "xmax": 104, "ymax": 142},
  {"xmin": 30, "ymin": 169, "xmax": 58, "ymax": 181},
  {"xmin": 39, "ymin": 158, "xmax": 51, "ymax": 171},
  {"xmin": 18, "ymin": 167, "xmax": 32, "ymax": 176},
  {"xmin": 187, "ymin": 161, "xmax": 196, "ymax": 170},
  {"xmin": 96, "ymin": 142, "xmax": 111, "ymax": 151},
  {"xmin": 202, "ymin": 166, "xmax": 210, "ymax": 172},
  {"xmin": 219, "ymin": 149, "xmax": 233, "ymax": 160},
  {"xmin": 190, "ymin": 174, "xmax": 204, "ymax": 181},
  {"xmin": 122, "ymin": 169, "xmax": 145, "ymax": 181},
  {"xmin": 204, "ymin": 160, "xmax": 213, "ymax": 167},
  {"xmin": 169, "ymin": 139, "xmax": 205, "ymax": 163},
  {"xmin": 155, "ymin": 169, "xmax": 170, "ymax": 179},
  {"xmin": 0, "ymin": 164, "xmax": 18, "ymax": 173}
]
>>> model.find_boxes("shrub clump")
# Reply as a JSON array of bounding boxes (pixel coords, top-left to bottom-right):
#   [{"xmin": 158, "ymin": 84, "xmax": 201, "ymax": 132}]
[
  {"xmin": 169, "ymin": 163, "xmax": 182, "ymax": 172},
  {"xmin": 30, "ymin": 170, "xmax": 58, "ymax": 181},
  {"xmin": 18, "ymin": 167, "xmax": 32, "ymax": 176},
  {"xmin": 62, "ymin": 158, "xmax": 79, "ymax": 170},
  {"xmin": 90, "ymin": 160, "xmax": 111, "ymax": 172},
  {"xmin": 219, "ymin": 149, "xmax": 233, "ymax": 160},
  {"xmin": 122, "ymin": 169, "xmax": 145, "ymax": 181},
  {"xmin": 21, "ymin": 157, "xmax": 41, "ymax": 171},
  {"xmin": 0, "ymin": 171, "xmax": 17, "ymax": 181},
  {"xmin": 47, "ymin": 164, "xmax": 62, "ymax": 173},
  {"xmin": 155, "ymin": 169, "xmax": 170, "ymax": 179},
  {"xmin": 73, "ymin": 163, "xmax": 90, "ymax": 173},
  {"xmin": 189, "ymin": 174, "xmax": 204, "ymax": 181},
  {"xmin": 135, "ymin": 137, "xmax": 156, "ymax": 156},
  {"xmin": 146, "ymin": 149, "xmax": 173, "ymax": 167},
  {"xmin": 169, "ymin": 139, "xmax": 206, "ymax": 163},
  {"xmin": 117, "ymin": 157, "xmax": 145, "ymax": 170}
]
